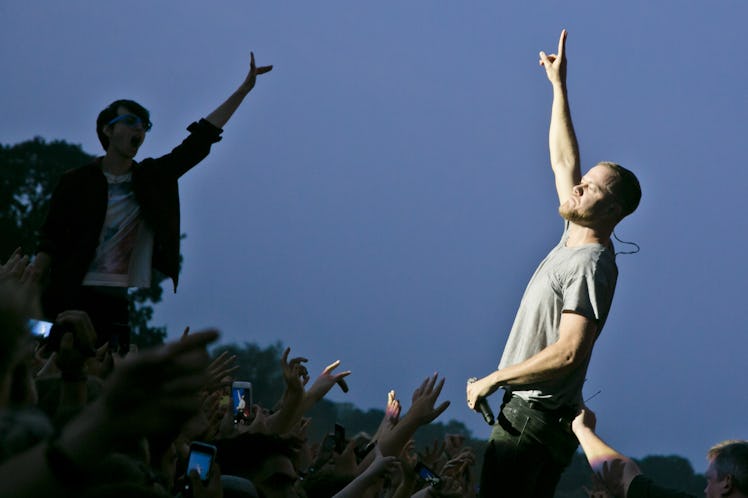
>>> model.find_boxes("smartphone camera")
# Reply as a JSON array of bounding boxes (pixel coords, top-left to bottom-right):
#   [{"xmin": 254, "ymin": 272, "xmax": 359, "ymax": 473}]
[
  {"xmin": 231, "ymin": 381, "xmax": 252, "ymax": 425},
  {"xmin": 28, "ymin": 319, "xmax": 54, "ymax": 339},
  {"xmin": 334, "ymin": 423, "xmax": 346, "ymax": 454},
  {"xmin": 415, "ymin": 462, "xmax": 441, "ymax": 487},
  {"xmin": 184, "ymin": 442, "xmax": 217, "ymax": 495}
]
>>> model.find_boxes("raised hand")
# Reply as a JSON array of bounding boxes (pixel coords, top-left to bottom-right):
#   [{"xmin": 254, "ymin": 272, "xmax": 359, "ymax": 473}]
[
  {"xmin": 240, "ymin": 51, "xmax": 273, "ymax": 93},
  {"xmin": 86, "ymin": 341, "xmax": 114, "ymax": 379},
  {"xmin": 443, "ymin": 433, "xmax": 466, "ymax": 459},
  {"xmin": 440, "ymin": 447, "xmax": 476, "ymax": 480},
  {"xmin": 0, "ymin": 248, "xmax": 29, "ymax": 281},
  {"xmin": 418, "ymin": 439, "xmax": 446, "ymax": 471},
  {"xmin": 539, "ymin": 29, "xmax": 568, "ymax": 85},
  {"xmin": 408, "ymin": 373, "xmax": 450, "ymax": 426},
  {"xmin": 308, "ymin": 359, "xmax": 352, "ymax": 398},
  {"xmin": 373, "ymin": 390, "xmax": 401, "ymax": 443},
  {"xmin": 281, "ymin": 347, "xmax": 309, "ymax": 393},
  {"xmin": 572, "ymin": 406, "xmax": 597, "ymax": 435},
  {"xmin": 332, "ymin": 438, "xmax": 359, "ymax": 478},
  {"xmin": 100, "ymin": 329, "xmax": 218, "ymax": 438},
  {"xmin": 205, "ymin": 350, "xmax": 238, "ymax": 392},
  {"xmin": 55, "ymin": 310, "xmax": 98, "ymax": 378},
  {"xmin": 180, "ymin": 390, "xmax": 223, "ymax": 442}
]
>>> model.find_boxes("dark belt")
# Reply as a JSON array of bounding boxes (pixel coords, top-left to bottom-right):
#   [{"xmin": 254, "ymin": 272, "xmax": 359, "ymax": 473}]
[{"xmin": 502, "ymin": 392, "xmax": 578, "ymax": 425}]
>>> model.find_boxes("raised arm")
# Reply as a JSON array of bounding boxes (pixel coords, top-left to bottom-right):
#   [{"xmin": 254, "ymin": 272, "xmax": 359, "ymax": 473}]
[
  {"xmin": 572, "ymin": 408, "xmax": 642, "ymax": 498},
  {"xmin": 539, "ymin": 29, "xmax": 581, "ymax": 207},
  {"xmin": 265, "ymin": 347, "xmax": 308, "ymax": 434},
  {"xmin": 467, "ymin": 312, "xmax": 597, "ymax": 410},
  {"xmin": 204, "ymin": 52, "xmax": 273, "ymax": 129}
]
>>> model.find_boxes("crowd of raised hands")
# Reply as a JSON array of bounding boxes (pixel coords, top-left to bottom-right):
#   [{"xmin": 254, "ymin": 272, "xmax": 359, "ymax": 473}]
[{"xmin": 0, "ymin": 249, "xmax": 480, "ymax": 498}]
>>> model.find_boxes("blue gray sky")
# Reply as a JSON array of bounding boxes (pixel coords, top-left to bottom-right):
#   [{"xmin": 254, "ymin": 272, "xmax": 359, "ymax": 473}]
[{"xmin": 3, "ymin": 1, "xmax": 747, "ymax": 470}]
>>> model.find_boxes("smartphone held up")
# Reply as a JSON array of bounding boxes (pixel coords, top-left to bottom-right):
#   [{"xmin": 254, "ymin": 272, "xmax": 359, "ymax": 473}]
[
  {"xmin": 184, "ymin": 441, "xmax": 217, "ymax": 495},
  {"xmin": 232, "ymin": 381, "xmax": 252, "ymax": 425}
]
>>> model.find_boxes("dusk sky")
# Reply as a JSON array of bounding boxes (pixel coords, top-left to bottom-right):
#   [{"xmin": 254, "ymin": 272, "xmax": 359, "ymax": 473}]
[{"xmin": 3, "ymin": 2, "xmax": 747, "ymax": 470}]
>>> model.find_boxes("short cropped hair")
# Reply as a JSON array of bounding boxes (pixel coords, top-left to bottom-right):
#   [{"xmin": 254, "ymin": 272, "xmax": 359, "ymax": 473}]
[
  {"xmin": 597, "ymin": 161, "xmax": 642, "ymax": 219},
  {"xmin": 708, "ymin": 440, "xmax": 748, "ymax": 495},
  {"xmin": 96, "ymin": 99, "xmax": 151, "ymax": 151}
]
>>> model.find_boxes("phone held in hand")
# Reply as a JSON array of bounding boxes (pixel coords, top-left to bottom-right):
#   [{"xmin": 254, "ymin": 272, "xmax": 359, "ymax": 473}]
[
  {"xmin": 184, "ymin": 441, "xmax": 217, "ymax": 494},
  {"xmin": 231, "ymin": 381, "xmax": 252, "ymax": 425},
  {"xmin": 354, "ymin": 439, "xmax": 376, "ymax": 463},
  {"xmin": 334, "ymin": 423, "xmax": 346, "ymax": 453},
  {"xmin": 415, "ymin": 461, "xmax": 441, "ymax": 487},
  {"xmin": 28, "ymin": 319, "xmax": 53, "ymax": 339}
]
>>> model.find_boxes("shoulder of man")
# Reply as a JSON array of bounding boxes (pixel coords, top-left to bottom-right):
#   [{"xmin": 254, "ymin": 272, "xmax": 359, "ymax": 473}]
[
  {"xmin": 63, "ymin": 158, "xmax": 104, "ymax": 179},
  {"xmin": 627, "ymin": 474, "xmax": 697, "ymax": 498}
]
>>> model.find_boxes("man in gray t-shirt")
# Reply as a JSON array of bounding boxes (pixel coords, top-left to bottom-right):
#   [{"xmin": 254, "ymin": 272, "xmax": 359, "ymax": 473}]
[{"xmin": 466, "ymin": 30, "xmax": 642, "ymax": 498}]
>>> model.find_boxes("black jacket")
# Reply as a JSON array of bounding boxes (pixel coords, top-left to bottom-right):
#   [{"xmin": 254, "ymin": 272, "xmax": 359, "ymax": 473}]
[{"xmin": 38, "ymin": 119, "xmax": 222, "ymax": 317}]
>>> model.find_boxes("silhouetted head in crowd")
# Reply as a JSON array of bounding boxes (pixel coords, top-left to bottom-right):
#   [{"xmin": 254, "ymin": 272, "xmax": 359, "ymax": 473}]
[
  {"xmin": 301, "ymin": 469, "xmax": 352, "ymax": 498},
  {"xmin": 215, "ymin": 433, "xmax": 303, "ymax": 498}
]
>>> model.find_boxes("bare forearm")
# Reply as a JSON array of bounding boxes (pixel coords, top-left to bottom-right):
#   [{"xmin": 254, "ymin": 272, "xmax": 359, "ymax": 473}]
[
  {"xmin": 390, "ymin": 474, "xmax": 416, "ymax": 498},
  {"xmin": 266, "ymin": 389, "xmax": 304, "ymax": 434},
  {"xmin": 376, "ymin": 417, "xmax": 421, "ymax": 458},
  {"xmin": 548, "ymin": 82, "xmax": 580, "ymax": 179},
  {"xmin": 496, "ymin": 340, "xmax": 582, "ymax": 387},
  {"xmin": 575, "ymin": 426, "xmax": 624, "ymax": 465},
  {"xmin": 574, "ymin": 426, "xmax": 640, "ymax": 497},
  {"xmin": 204, "ymin": 85, "xmax": 252, "ymax": 130},
  {"xmin": 332, "ymin": 470, "xmax": 381, "ymax": 498}
]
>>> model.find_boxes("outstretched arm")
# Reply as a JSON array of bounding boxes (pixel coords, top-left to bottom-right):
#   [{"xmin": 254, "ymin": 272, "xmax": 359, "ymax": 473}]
[
  {"xmin": 540, "ymin": 29, "xmax": 581, "ymax": 207},
  {"xmin": 332, "ymin": 447, "xmax": 400, "ymax": 498},
  {"xmin": 204, "ymin": 52, "xmax": 272, "ymax": 129},
  {"xmin": 572, "ymin": 408, "xmax": 641, "ymax": 498},
  {"xmin": 467, "ymin": 312, "xmax": 596, "ymax": 410}
]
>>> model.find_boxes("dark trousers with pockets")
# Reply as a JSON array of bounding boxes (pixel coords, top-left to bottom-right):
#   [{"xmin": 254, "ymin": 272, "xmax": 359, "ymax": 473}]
[{"xmin": 478, "ymin": 393, "xmax": 579, "ymax": 498}]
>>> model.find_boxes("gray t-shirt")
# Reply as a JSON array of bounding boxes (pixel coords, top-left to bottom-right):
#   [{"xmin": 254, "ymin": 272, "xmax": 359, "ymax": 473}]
[{"xmin": 498, "ymin": 223, "xmax": 617, "ymax": 409}]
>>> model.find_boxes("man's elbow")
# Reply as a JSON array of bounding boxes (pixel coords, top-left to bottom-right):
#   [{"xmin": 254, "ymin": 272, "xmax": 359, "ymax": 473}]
[{"xmin": 556, "ymin": 344, "xmax": 590, "ymax": 372}]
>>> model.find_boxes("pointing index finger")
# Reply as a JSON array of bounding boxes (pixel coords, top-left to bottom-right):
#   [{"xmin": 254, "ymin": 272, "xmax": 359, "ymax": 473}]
[{"xmin": 558, "ymin": 29, "xmax": 567, "ymax": 60}]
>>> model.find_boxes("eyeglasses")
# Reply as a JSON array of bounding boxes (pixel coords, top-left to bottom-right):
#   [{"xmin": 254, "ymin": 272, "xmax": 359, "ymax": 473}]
[{"xmin": 107, "ymin": 114, "xmax": 152, "ymax": 132}]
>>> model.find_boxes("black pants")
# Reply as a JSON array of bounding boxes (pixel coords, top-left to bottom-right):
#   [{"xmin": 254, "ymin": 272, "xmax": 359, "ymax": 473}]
[
  {"xmin": 478, "ymin": 395, "xmax": 579, "ymax": 498},
  {"xmin": 78, "ymin": 286, "xmax": 131, "ymax": 352},
  {"xmin": 47, "ymin": 286, "xmax": 131, "ymax": 354}
]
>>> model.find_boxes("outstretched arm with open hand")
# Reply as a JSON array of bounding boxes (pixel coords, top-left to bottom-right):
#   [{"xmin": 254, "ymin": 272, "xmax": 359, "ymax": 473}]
[
  {"xmin": 205, "ymin": 52, "xmax": 273, "ymax": 129},
  {"xmin": 378, "ymin": 374, "xmax": 450, "ymax": 457}
]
